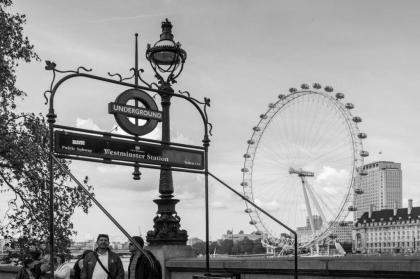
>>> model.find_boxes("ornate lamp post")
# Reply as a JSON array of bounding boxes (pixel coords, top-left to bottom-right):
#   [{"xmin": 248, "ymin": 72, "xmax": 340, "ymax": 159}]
[{"xmin": 146, "ymin": 19, "xmax": 189, "ymax": 245}]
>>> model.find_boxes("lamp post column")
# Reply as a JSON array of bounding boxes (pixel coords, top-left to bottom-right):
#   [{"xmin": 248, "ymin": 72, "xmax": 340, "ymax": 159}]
[
  {"xmin": 159, "ymin": 84, "xmax": 174, "ymax": 196},
  {"xmin": 147, "ymin": 83, "xmax": 188, "ymax": 245}
]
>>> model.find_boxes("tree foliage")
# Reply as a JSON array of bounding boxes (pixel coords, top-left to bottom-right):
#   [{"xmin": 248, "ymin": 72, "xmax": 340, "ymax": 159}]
[
  {"xmin": 0, "ymin": 0, "xmax": 94, "ymax": 257},
  {"xmin": 192, "ymin": 237, "xmax": 266, "ymax": 256}
]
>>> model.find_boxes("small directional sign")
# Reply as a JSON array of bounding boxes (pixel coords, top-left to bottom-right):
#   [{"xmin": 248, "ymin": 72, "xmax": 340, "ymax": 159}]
[{"xmin": 54, "ymin": 130, "xmax": 204, "ymax": 170}]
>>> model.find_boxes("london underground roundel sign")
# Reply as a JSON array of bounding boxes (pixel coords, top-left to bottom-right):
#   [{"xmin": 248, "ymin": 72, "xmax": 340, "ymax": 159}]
[{"xmin": 108, "ymin": 89, "xmax": 162, "ymax": 136}]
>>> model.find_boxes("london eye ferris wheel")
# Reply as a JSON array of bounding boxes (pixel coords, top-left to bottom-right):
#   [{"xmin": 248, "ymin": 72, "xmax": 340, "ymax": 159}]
[{"xmin": 241, "ymin": 83, "xmax": 368, "ymax": 249}]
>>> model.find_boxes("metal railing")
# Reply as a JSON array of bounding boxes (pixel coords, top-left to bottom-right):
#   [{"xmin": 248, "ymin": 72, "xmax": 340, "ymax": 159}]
[
  {"xmin": 208, "ymin": 172, "xmax": 298, "ymax": 279},
  {"xmin": 51, "ymin": 154, "xmax": 156, "ymax": 273}
]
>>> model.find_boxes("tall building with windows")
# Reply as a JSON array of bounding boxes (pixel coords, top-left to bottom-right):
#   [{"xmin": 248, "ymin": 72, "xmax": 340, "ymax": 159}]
[{"xmin": 354, "ymin": 161, "xmax": 402, "ymax": 219}]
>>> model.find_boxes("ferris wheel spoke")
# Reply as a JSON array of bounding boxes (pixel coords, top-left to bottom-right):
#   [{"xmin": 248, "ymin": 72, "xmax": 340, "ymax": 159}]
[
  {"xmin": 302, "ymin": 95, "xmax": 332, "ymax": 151},
  {"xmin": 308, "ymin": 183, "xmax": 338, "ymax": 219},
  {"xmin": 308, "ymin": 104, "xmax": 348, "ymax": 151},
  {"xmin": 309, "ymin": 141, "xmax": 353, "ymax": 165},
  {"xmin": 301, "ymin": 96, "xmax": 324, "ymax": 152},
  {"xmin": 257, "ymin": 141, "xmax": 294, "ymax": 165},
  {"xmin": 309, "ymin": 119, "xmax": 348, "ymax": 155}
]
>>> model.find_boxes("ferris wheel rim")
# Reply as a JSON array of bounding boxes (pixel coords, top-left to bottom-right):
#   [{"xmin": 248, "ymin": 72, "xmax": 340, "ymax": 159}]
[{"xmin": 241, "ymin": 84, "xmax": 366, "ymax": 249}]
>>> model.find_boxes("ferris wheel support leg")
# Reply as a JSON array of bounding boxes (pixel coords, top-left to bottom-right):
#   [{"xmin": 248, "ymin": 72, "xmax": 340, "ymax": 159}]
[
  {"xmin": 301, "ymin": 177, "xmax": 316, "ymax": 234},
  {"xmin": 306, "ymin": 182, "xmax": 328, "ymax": 231}
]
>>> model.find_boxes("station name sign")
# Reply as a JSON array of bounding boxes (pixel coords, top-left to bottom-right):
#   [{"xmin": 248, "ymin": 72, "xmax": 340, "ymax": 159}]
[{"xmin": 54, "ymin": 130, "xmax": 204, "ymax": 170}]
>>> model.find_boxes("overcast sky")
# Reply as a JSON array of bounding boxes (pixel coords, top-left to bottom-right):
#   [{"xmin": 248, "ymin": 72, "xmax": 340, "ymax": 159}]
[{"xmin": 2, "ymin": 0, "xmax": 420, "ymax": 242}]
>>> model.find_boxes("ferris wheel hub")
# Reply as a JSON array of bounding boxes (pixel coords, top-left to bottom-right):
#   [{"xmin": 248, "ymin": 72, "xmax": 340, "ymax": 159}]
[{"xmin": 289, "ymin": 167, "xmax": 315, "ymax": 177}]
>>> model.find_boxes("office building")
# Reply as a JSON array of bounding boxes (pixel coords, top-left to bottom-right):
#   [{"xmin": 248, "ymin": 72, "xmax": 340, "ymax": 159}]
[{"xmin": 354, "ymin": 161, "xmax": 402, "ymax": 219}]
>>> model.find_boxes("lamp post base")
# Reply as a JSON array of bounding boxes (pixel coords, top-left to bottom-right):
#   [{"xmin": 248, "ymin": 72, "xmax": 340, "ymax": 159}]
[{"xmin": 146, "ymin": 197, "xmax": 188, "ymax": 245}]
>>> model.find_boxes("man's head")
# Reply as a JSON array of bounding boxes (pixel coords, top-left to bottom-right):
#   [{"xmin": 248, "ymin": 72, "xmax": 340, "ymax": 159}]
[
  {"xmin": 129, "ymin": 236, "xmax": 144, "ymax": 252},
  {"xmin": 96, "ymin": 234, "xmax": 110, "ymax": 251}
]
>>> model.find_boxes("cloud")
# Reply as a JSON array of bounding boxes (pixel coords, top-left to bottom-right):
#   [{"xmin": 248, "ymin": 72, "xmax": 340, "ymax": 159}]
[
  {"xmin": 210, "ymin": 201, "xmax": 227, "ymax": 209},
  {"xmin": 171, "ymin": 131, "xmax": 195, "ymax": 145},
  {"xmin": 42, "ymin": 12, "xmax": 174, "ymax": 26},
  {"xmin": 313, "ymin": 166, "xmax": 349, "ymax": 195},
  {"xmin": 76, "ymin": 118, "xmax": 103, "ymax": 131},
  {"xmin": 109, "ymin": 123, "xmax": 162, "ymax": 141}
]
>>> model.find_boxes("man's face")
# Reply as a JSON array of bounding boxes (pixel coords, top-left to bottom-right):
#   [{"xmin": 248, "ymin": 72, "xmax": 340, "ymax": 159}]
[
  {"xmin": 96, "ymin": 237, "xmax": 109, "ymax": 249},
  {"xmin": 40, "ymin": 243, "xmax": 47, "ymax": 250},
  {"xmin": 28, "ymin": 244, "xmax": 36, "ymax": 252},
  {"xmin": 128, "ymin": 242, "xmax": 137, "ymax": 253}
]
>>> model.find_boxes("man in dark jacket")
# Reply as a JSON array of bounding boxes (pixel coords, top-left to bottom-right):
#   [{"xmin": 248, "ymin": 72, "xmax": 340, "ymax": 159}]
[
  {"xmin": 80, "ymin": 234, "xmax": 124, "ymax": 279},
  {"xmin": 127, "ymin": 236, "xmax": 161, "ymax": 279}
]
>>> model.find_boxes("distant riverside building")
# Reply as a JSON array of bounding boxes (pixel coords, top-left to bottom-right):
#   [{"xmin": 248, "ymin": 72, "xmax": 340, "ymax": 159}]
[
  {"xmin": 297, "ymin": 215, "xmax": 323, "ymax": 243},
  {"xmin": 354, "ymin": 199, "xmax": 420, "ymax": 254},
  {"xmin": 187, "ymin": 237, "xmax": 203, "ymax": 246},
  {"xmin": 221, "ymin": 231, "xmax": 262, "ymax": 243},
  {"xmin": 329, "ymin": 221, "xmax": 353, "ymax": 243},
  {"xmin": 354, "ymin": 161, "xmax": 402, "ymax": 219}
]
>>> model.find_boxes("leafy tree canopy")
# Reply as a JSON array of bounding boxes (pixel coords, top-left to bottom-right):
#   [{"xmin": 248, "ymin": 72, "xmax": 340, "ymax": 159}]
[{"xmin": 0, "ymin": 0, "xmax": 94, "ymax": 259}]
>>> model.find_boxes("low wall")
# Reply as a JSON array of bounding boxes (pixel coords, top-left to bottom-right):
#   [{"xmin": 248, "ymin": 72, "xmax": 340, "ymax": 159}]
[
  {"xmin": 0, "ymin": 264, "xmax": 19, "ymax": 279},
  {"xmin": 2, "ymin": 255, "xmax": 420, "ymax": 279},
  {"xmin": 166, "ymin": 255, "xmax": 420, "ymax": 279}
]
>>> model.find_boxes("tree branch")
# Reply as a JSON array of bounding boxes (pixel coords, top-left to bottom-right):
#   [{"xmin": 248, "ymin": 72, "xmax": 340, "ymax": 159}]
[{"xmin": 0, "ymin": 171, "xmax": 40, "ymax": 218}]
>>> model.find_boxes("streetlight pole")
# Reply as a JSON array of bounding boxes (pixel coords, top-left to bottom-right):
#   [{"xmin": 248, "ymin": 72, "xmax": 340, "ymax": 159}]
[{"xmin": 145, "ymin": 19, "xmax": 188, "ymax": 245}]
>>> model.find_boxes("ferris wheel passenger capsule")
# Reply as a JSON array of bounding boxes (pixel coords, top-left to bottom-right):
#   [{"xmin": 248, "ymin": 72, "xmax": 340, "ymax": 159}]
[
  {"xmin": 324, "ymin": 86, "xmax": 334, "ymax": 92},
  {"xmin": 253, "ymin": 126, "xmax": 261, "ymax": 132},
  {"xmin": 247, "ymin": 139, "xmax": 255, "ymax": 144},
  {"xmin": 260, "ymin": 114, "xmax": 268, "ymax": 119},
  {"xmin": 241, "ymin": 168, "xmax": 249, "ymax": 173},
  {"xmin": 312, "ymin": 83, "xmax": 322, "ymax": 89},
  {"xmin": 357, "ymin": 133, "xmax": 367, "ymax": 139},
  {"xmin": 345, "ymin": 103, "xmax": 354, "ymax": 109},
  {"xmin": 359, "ymin": 169, "xmax": 368, "ymax": 176},
  {"xmin": 249, "ymin": 220, "xmax": 257, "ymax": 225},
  {"xmin": 268, "ymin": 103, "xmax": 276, "ymax": 108},
  {"xmin": 348, "ymin": 206, "xmax": 357, "ymax": 211},
  {"xmin": 335, "ymin": 93, "xmax": 345, "ymax": 99},
  {"xmin": 354, "ymin": 188, "xmax": 364, "ymax": 194},
  {"xmin": 240, "ymin": 182, "xmax": 248, "ymax": 186},
  {"xmin": 243, "ymin": 153, "xmax": 251, "ymax": 158},
  {"xmin": 352, "ymin": 116, "xmax": 362, "ymax": 123},
  {"xmin": 360, "ymin": 150, "xmax": 369, "ymax": 157},
  {"xmin": 301, "ymin": 83, "xmax": 309, "ymax": 89},
  {"xmin": 278, "ymin": 94, "xmax": 286, "ymax": 99},
  {"xmin": 244, "ymin": 208, "xmax": 252, "ymax": 213}
]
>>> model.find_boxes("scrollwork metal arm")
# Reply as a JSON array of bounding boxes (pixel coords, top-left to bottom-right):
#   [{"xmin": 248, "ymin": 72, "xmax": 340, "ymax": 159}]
[{"xmin": 44, "ymin": 61, "xmax": 213, "ymax": 138}]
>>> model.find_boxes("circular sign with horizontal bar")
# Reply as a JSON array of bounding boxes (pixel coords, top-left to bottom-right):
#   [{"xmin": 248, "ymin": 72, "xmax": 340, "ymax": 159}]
[{"xmin": 109, "ymin": 89, "xmax": 162, "ymax": 136}]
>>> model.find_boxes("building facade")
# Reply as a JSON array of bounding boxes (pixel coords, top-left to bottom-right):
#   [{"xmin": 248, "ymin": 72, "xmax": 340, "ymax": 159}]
[
  {"xmin": 221, "ymin": 231, "xmax": 262, "ymax": 243},
  {"xmin": 354, "ymin": 161, "xmax": 402, "ymax": 219},
  {"xmin": 329, "ymin": 221, "xmax": 353, "ymax": 243},
  {"xmin": 297, "ymin": 215, "xmax": 323, "ymax": 243},
  {"xmin": 354, "ymin": 199, "xmax": 420, "ymax": 254}
]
